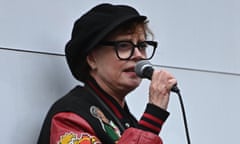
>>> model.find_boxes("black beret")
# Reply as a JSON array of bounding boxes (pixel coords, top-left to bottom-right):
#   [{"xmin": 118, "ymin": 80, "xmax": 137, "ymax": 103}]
[{"xmin": 65, "ymin": 3, "xmax": 147, "ymax": 81}]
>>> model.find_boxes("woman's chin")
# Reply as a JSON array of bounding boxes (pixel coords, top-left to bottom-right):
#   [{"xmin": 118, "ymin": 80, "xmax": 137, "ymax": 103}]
[{"xmin": 125, "ymin": 77, "xmax": 141, "ymax": 88}]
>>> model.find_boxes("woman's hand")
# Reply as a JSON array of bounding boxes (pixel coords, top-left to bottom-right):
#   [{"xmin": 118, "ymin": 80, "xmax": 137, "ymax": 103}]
[{"xmin": 148, "ymin": 69, "xmax": 177, "ymax": 110}]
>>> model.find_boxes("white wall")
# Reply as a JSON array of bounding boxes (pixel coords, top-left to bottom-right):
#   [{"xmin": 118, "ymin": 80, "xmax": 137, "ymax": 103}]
[
  {"xmin": 0, "ymin": 0, "xmax": 239, "ymax": 143},
  {"xmin": 0, "ymin": 49, "xmax": 79, "ymax": 143}
]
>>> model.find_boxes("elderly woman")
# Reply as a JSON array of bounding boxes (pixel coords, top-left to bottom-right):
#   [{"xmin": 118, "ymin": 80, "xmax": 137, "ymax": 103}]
[{"xmin": 38, "ymin": 3, "xmax": 177, "ymax": 144}]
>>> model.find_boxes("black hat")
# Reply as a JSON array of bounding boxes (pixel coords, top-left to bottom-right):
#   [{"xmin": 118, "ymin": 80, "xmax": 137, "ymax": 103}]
[{"xmin": 65, "ymin": 3, "xmax": 147, "ymax": 81}]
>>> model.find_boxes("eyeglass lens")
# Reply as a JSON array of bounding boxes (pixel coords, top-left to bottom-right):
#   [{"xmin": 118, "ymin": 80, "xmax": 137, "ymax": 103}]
[{"xmin": 116, "ymin": 41, "xmax": 155, "ymax": 60}]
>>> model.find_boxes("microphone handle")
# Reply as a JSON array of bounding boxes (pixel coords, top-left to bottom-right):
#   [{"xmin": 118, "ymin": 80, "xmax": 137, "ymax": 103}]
[{"xmin": 143, "ymin": 67, "xmax": 180, "ymax": 93}]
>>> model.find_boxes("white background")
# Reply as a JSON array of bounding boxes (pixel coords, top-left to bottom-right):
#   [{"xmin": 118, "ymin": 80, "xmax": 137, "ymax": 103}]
[{"xmin": 0, "ymin": 0, "xmax": 239, "ymax": 143}]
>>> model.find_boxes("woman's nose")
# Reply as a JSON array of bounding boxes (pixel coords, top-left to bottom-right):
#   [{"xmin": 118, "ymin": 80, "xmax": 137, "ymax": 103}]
[{"xmin": 132, "ymin": 47, "xmax": 144, "ymax": 59}]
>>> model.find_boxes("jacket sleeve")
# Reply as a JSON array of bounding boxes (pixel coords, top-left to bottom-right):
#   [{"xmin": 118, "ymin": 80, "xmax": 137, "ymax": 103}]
[
  {"xmin": 118, "ymin": 103, "xmax": 169, "ymax": 144},
  {"xmin": 50, "ymin": 111, "xmax": 164, "ymax": 144},
  {"xmin": 50, "ymin": 112, "xmax": 101, "ymax": 144}
]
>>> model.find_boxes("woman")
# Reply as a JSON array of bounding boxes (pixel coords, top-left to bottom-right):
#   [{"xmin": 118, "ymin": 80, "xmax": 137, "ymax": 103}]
[{"xmin": 38, "ymin": 3, "xmax": 177, "ymax": 144}]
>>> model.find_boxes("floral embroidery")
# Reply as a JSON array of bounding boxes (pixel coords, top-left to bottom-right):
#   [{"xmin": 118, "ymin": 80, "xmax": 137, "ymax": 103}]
[{"xmin": 58, "ymin": 132, "xmax": 101, "ymax": 144}]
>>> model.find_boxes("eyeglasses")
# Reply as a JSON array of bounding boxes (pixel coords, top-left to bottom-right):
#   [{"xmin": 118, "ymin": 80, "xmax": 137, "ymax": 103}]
[{"xmin": 99, "ymin": 40, "xmax": 157, "ymax": 60}]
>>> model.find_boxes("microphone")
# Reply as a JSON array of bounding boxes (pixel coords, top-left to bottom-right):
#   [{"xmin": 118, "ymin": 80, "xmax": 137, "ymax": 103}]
[{"xmin": 135, "ymin": 60, "xmax": 180, "ymax": 93}]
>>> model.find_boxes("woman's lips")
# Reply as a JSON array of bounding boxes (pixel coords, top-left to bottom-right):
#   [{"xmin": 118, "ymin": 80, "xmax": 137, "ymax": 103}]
[
  {"xmin": 124, "ymin": 67, "xmax": 135, "ymax": 72},
  {"xmin": 123, "ymin": 67, "xmax": 138, "ymax": 77}
]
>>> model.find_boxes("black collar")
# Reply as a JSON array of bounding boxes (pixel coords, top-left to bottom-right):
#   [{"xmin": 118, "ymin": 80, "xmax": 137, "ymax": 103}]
[{"xmin": 85, "ymin": 77, "xmax": 133, "ymax": 119}]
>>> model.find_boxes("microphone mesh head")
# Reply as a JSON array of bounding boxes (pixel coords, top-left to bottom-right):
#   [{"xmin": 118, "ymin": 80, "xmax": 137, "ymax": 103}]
[{"xmin": 135, "ymin": 60, "xmax": 152, "ymax": 78}]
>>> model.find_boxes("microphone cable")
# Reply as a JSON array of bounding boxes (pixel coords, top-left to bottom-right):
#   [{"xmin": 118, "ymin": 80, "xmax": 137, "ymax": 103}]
[{"xmin": 174, "ymin": 88, "xmax": 191, "ymax": 144}]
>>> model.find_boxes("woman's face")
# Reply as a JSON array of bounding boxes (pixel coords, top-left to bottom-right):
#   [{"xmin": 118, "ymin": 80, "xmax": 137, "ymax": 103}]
[{"xmin": 87, "ymin": 25, "xmax": 146, "ymax": 96}]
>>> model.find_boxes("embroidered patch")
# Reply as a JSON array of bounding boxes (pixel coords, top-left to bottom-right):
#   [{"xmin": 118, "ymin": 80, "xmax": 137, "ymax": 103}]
[
  {"xmin": 58, "ymin": 132, "xmax": 101, "ymax": 144},
  {"xmin": 90, "ymin": 106, "xmax": 109, "ymax": 124},
  {"xmin": 90, "ymin": 106, "xmax": 121, "ymax": 141}
]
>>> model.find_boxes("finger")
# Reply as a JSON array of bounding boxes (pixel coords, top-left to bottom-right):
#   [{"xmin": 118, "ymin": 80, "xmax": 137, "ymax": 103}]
[{"xmin": 166, "ymin": 78, "xmax": 178, "ymax": 92}]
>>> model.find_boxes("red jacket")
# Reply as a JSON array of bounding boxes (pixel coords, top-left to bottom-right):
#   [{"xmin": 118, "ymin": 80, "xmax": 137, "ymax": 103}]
[
  {"xmin": 51, "ymin": 112, "xmax": 164, "ymax": 144},
  {"xmin": 38, "ymin": 78, "xmax": 169, "ymax": 144}
]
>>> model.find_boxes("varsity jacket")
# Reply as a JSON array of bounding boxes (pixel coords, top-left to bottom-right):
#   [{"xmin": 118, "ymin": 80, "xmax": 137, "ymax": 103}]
[{"xmin": 37, "ymin": 77, "xmax": 169, "ymax": 144}]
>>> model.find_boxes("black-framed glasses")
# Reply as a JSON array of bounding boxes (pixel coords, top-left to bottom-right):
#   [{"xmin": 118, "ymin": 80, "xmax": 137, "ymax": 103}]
[{"xmin": 99, "ymin": 40, "xmax": 157, "ymax": 60}]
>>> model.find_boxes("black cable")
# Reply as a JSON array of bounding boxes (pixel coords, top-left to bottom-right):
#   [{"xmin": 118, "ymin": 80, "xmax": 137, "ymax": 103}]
[{"xmin": 175, "ymin": 89, "xmax": 191, "ymax": 144}]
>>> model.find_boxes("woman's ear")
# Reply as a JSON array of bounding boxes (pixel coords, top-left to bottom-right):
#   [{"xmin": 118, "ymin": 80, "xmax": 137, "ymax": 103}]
[{"xmin": 86, "ymin": 52, "xmax": 97, "ymax": 70}]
